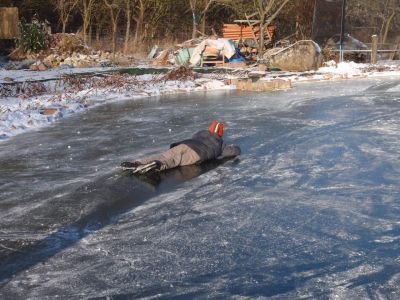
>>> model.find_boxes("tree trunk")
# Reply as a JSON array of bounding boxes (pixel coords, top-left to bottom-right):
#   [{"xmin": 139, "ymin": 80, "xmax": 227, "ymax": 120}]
[
  {"xmin": 201, "ymin": 14, "xmax": 206, "ymax": 35},
  {"xmin": 256, "ymin": 0, "xmax": 291, "ymax": 59},
  {"xmin": 133, "ymin": 0, "xmax": 145, "ymax": 46},
  {"xmin": 83, "ymin": 17, "xmax": 88, "ymax": 44},
  {"xmin": 62, "ymin": 19, "xmax": 67, "ymax": 33},
  {"xmin": 81, "ymin": 0, "xmax": 95, "ymax": 45},
  {"xmin": 124, "ymin": 0, "xmax": 131, "ymax": 54},
  {"xmin": 192, "ymin": 22, "xmax": 197, "ymax": 39},
  {"xmin": 112, "ymin": 22, "xmax": 117, "ymax": 59},
  {"xmin": 82, "ymin": 3, "xmax": 89, "ymax": 44},
  {"xmin": 382, "ymin": 9, "xmax": 395, "ymax": 44},
  {"xmin": 96, "ymin": 22, "xmax": 100, "ymax": 42},
  {"xmin": 133, "ymin": 16, "xmax": 143, "ymax": 46},
  {"xmin": 88, "ymin": 24, "xmax": 92, "ymax": 45},
  {"xmin": 104, "ymin": 0, "xmax": 120, "ymax": 59}
]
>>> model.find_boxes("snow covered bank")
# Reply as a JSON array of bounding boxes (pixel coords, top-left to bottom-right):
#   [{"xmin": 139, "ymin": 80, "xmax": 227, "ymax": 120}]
[
  {"xmin": 0, "ymin": 69, "xmax": 230, "ymax": 141},
  {"xmin": 292, "ymin": 61, "xmax": 400, "ymax": 82},
  {"xmin": 1, "ymin": 61, "xmax": 400, "ymax": 142}
]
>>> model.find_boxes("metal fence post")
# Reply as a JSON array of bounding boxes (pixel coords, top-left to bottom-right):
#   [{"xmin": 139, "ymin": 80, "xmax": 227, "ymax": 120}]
[{"xmin": 371, "ymin": 35, "xmax": 378, "ymax": 64}]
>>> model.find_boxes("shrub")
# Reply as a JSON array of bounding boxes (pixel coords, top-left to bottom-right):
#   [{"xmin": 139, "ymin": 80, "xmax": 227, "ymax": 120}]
[{"xmin": 17, "ymin": 18, "xmax": 50, "ymax": 53}]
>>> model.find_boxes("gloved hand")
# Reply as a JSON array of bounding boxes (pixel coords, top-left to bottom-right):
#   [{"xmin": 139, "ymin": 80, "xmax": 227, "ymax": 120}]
[{"xmin": 221, "ymin": 144, "xmax": 241, "ymax": 158}]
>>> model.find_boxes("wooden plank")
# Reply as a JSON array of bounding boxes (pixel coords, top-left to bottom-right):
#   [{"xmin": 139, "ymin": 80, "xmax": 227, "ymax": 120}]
[
  {"xmin": 0, "ymin": 7, "xmax": 19, "ymax": 39},
  {"xmin": 223, "ymin": 23, "xmax": 275, "ymax": 41},
  {"xmin": 371, "ymin": 34, "xmax": 378, "ymax": 64}
]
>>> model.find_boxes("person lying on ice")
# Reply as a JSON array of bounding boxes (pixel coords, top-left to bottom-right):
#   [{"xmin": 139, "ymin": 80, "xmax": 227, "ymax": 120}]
[{"xmin": 121, "ymin": 120, "xmax": 241, "ymax": 174}]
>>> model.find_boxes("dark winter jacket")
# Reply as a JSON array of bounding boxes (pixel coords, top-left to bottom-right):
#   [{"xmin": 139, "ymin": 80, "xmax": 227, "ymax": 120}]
[{"xmin": 170, "ymin": 130, "xmax": 241, "ymax": 163}]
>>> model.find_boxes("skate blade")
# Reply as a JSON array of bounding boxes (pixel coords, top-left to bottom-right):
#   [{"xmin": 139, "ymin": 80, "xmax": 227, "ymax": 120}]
[
  {"xmin": 136, "ymin": 161, "xmax": 157, "ymax": 174},
  {"xmin": 121, "ymin": 166, "xmax": 138, "ymax": 171},
  {"xmin": 121, "ymin": 161, "xmax": 157, "ymax": 174}
]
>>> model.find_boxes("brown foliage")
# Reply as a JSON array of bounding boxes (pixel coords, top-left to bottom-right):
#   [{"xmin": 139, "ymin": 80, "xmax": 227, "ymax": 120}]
[
  {"xmin": 162, "ymin": 66, "xmax": 196, "ymax": 81},
  {"xmin": 0, "ymin": 82, "xmax": 48, "ymax": 98},
  {"xmin": 49, "ymin": 33, "xmax": 88, "ymax": 54}
]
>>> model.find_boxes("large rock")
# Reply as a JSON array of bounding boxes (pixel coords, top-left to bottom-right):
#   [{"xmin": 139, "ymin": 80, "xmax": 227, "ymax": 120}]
[{"xmin": 265, "ymin": 40, "xmax": 322, "ymax": 72}]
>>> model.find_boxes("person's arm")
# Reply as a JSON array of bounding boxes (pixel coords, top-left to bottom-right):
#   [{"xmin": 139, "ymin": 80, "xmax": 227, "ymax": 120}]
[{"xmin": 221, "ymin": 143, "xmax": 241, "ymax": 158}]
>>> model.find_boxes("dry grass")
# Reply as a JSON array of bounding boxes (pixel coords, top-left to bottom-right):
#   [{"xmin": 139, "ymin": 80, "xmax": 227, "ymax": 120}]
[
  {"xmin": 0, "ymin": 65, "xmax": 197, "ymax": 99},
  {"xmin": 0, "ymin": 82, "xmax": 48, "ymax": 98},
  {"xmin": 161, "ymin": 66, "xmax": 196, "ymax": 81},
  {"xmin": 90, "ymin": 36, "xmax": 184, "ymax": 59}
]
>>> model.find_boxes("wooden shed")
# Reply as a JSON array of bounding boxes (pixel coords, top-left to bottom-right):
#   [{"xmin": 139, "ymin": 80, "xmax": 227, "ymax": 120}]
[{"xmin": 0, "ymin": 7, "xmax": 19, "ymax": 39}]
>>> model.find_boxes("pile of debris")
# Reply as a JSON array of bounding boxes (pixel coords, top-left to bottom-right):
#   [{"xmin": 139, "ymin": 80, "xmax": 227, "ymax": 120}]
[
  {"xmin": 43, "ymin": 34, "xmax": 120, "ymax": 68},
  {"xmin": 148, "ymin": 36, "xmax": 324, "ymax": 72},
  {"xmin": 7, "ymin": 33, "xmax": 118, "ymax": 70},
  {"xmin": 162, "ymin": 66, "xmax": 197, "ymax": 81},
  {"xmin": 149, "ymin": 36, "xmax": 246, "ymax": 68}
]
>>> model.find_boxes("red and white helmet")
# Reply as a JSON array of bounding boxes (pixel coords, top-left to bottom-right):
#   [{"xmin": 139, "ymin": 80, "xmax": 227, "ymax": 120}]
[{"xmin": 209, "ymin": 120, "xmax": 224, "ymax": 137}]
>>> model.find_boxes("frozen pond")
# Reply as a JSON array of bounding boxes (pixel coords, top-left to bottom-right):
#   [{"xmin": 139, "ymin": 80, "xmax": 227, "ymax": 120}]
[{"xmin": 1, "ymin": 77, "xmax": 400, "ymax": 299}]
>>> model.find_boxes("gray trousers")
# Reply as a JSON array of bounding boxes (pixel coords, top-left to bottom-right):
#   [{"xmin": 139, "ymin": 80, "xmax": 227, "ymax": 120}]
[{"xmin": 138, "ymin": 144, "xmax": 201, "ymax": 171}]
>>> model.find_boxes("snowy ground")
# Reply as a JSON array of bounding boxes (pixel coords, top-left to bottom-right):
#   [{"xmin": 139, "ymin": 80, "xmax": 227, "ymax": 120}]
[
  {"xmin": 1, "ymin": 60, "xmax": 400, "ymax": 143},
  {"xmin": 0, "ymin": 65, "xmax": 232, "ymax": 141}
]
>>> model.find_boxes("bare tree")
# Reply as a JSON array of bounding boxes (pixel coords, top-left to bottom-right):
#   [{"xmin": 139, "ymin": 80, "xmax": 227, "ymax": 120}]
[
  {"xmin": 132, "ymin": 0, "xmax": 146, "ymax": 46},
  {"xmin": 380, "ymin": 0, "xmax": 400, "ymax": 44},
  {"xmin": 143, "ymin": 0, "xmax": 170, "ymax": 41},
  {"xmin": 78, "ymin": 0, "xmax": 96, "ymax": 44},
  {"xmin": 131, "ymin": 0, "xmax": 168, "ymax": 47},
  {"xmin": 189, "ymin": 0, "xmax": 216, "ymax": 39},
  {"xmin": 253, "ymin": 0, "xmax": 292, "ymax": 58},
  {"xmin": 104, "ymin": 0, "xmax": 122, "ymax": 57},
  {"xmin": 55, "ymin": 0, "xmax": 79, "ymax": 33},
  {"xmin": 91, "ymin": 3, "xmax": 109, "ymax": 43},
  {"xmin": 348, "ymin": 0, "xmax": 400, "ymax": 44},
  {"xmin": 123, "ymin": 0, "xmax": 134, "ymax": 53}
]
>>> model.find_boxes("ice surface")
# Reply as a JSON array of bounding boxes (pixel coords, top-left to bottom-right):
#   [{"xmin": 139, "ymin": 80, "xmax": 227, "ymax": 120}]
[{"xmin": 0, "ymin": 78, "xmax": 400, "ymax": 298}]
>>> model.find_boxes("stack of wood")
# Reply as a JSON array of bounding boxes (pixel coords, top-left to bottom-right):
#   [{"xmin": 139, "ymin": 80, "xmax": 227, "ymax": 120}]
[{"xmin": 223, "ymin": 23, "xmax": 275, "ymax": 42}]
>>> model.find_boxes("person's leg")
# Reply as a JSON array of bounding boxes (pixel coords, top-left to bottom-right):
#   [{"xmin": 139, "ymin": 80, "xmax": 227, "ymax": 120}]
[
  {"xmin": 138, "ymin": 144, "xmax": 201, "ymax": 170},
  {"xmin": 177, "ymin": 144, "xmax": 202, "ymax": 166}
]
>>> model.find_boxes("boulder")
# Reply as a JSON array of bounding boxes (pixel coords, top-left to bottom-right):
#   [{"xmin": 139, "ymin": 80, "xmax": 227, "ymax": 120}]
[{"xmin": 265, "ymin": 40, "xmax": 322, "ymax": 72}]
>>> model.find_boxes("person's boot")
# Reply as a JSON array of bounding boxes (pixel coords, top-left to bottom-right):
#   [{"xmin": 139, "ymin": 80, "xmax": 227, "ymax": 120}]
[
  {"xmin": 120, "ymin": 161, "xmax": 141, "ymax": 170},
  {"xmin": 136, "ymin": 160, "xmax": 162, "ymax": 174}
]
